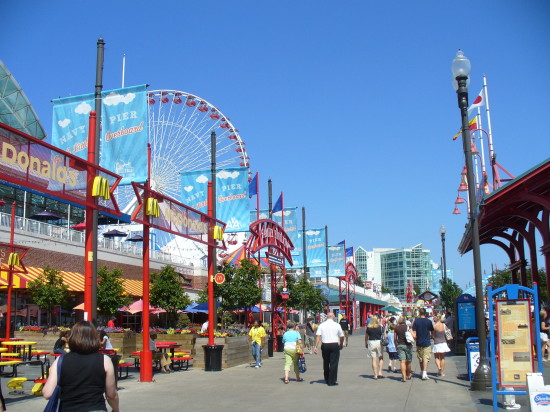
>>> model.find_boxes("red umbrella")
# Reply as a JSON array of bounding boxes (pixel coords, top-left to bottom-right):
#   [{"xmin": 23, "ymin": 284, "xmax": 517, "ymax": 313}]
[
  {"xmin": 218, "ymin": 245, "xmax": 269, "ymax": 267},
  {"xmin": 71, "ymin": 222, "xmax": 86, "ymax": 230}
]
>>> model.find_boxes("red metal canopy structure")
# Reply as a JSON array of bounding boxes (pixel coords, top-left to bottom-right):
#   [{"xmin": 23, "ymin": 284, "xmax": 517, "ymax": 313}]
[
  {"xmin": 458, "ymin": 158, "xmax": 550, "ymax": 297},
  {"xmin": 339, "ymin": 262, "xmax": 358, "ymax": 329}
]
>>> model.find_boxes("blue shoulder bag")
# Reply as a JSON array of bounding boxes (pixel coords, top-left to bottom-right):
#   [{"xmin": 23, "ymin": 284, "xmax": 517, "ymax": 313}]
[{"xmin": 44, "ymin": 355, "xmax": 64, "ymax": 412}]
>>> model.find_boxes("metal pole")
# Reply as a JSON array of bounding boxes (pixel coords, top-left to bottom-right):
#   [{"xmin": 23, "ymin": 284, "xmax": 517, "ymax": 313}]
[
  {"xmin": 302, "ymin": 207, "xmax": 307, "ymax": 280},
  {"xmin": 325, "ymin": 225, "xmax": 329, "ymax": 285},
  {"xmin": 441, "ymin": 229, "xmax": 447, "ymax": 282},
  {"xmin": 456, "ymin": 74, "xmax": 491, "ymax": 390},
  {"xmin": 208, "ymin": 131, "xmax": 217, "ymax": 344},
  {"xmin": 84, "ymin": 111, "xmax": 97, "ymax": 322},
  {"xmin": 5, "ymin": 202, "xmax": 15, "ymax": 338},
  {"xmin": 91, "ymin": 37, "xmax": 105, "ymax": 323}
]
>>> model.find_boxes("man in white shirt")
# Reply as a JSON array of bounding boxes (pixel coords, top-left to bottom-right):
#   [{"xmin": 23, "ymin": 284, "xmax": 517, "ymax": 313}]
[{"xmin": 314, "ymin": 312, "xmax": 344, "ymax": 386}]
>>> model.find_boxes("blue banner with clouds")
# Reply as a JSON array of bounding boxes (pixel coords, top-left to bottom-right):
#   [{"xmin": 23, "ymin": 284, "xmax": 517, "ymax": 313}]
[
  {"xmin": 51, "ymin": 85, "xmax": 148, "ymax": 185},
  {"xmin": 181, "ymin": 167, "xmax": 249, "ymax": 232},
  {"xmin": 306, "ymin": 227, "xmax": 326, "ymax": 267},
  {"xmin": 310, "ymin": 266, "xmax": 326, "ymax": 278},
  {"xmin": 328, "ymin": 244, "xmax": 345, "ymax": 277}
]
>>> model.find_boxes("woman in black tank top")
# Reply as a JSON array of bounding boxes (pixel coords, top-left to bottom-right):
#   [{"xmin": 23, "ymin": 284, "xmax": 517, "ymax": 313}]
[{"xmin": 43, "ymin": 321, "xmax": 120, "ymax": 412}]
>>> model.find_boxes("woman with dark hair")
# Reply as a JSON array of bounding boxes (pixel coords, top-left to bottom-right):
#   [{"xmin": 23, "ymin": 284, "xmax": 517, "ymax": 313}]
[
  {"xmin": 43, "ymin": 321, "xmax": 119, "ymax": 412},
  {"xmin": 53, "ymin": 330, "xmax": 69, "ymax": 355},
  {"xmin": 99, "ymin": 330, "xmax": 113, "ymax": 350}
]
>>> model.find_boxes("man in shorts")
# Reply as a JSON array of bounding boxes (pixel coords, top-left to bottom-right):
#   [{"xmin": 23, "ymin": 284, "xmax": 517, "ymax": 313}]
[{"xmin": 412, "ymin": 308, "xmax": 434, "ymax": 380}]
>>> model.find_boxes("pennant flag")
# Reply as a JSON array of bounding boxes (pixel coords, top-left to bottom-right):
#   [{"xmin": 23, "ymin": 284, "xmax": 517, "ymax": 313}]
[
  {"xmin": 468, "ymin": 88, "xmax": 486, "ymax": 114},
  {"xmin": 249, "ymin": 172, "xmax": 258, "ymax": 198},
  {"xmin": 272, "ymin": 193, "xmax": 283, "ymax": 213},
  {"xmin": 453, "ymin": 117, "xmax": 477, "ymax": 140},
  {"xmin": 345, "ymin": 247, "xmax": 354, "ymax": 257},
  {"xmin": 337, "ymin": 240, "xmax": 345, "ymax": 245}
]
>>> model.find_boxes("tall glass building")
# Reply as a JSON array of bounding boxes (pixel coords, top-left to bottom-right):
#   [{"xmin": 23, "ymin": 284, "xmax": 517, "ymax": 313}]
[
  {"xmin": 354, "ymin": 246, "xmax": 368, "ymax": 281},
  {"xmin": 380, "ymin": 244, "xmax": 432, "ymax": 300}
]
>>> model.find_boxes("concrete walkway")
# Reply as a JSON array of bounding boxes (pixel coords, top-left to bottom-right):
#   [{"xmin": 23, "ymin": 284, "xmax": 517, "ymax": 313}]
[{"xmin": 3, "ymin": 329, "xmax": 535, "ymax": 411}]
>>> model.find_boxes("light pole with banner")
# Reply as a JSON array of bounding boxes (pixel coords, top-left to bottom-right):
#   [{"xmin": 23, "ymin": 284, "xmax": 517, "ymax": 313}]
[
  {"xmin": 440, "ymin": 224, "xmax": 447, "ymax": 282},
  {"xmin": 452, "ymin": 49, "xmax": 491, "ymax": 390}
]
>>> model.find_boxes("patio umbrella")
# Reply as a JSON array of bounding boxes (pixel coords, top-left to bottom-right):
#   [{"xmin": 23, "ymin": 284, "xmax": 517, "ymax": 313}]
[
  {"xmin": 126, "ymin": 235, "xmax": 143, "ymax": 242},
  {"xmin": 120, "ymin": 299, "xmax": 166, "ymax": 314},
  {"xmin": 380, "ymin": 305, "xmax": 401, "ymax": 313},
  {"xmin": 219, "ymin": 245, "xmax": 269, "ymax": 268},
  {"xmin": 191, "ymin": 302, "xmax": 221, "ymax": 313},
  {"xmin": 71, "ymin": 222, "xmax": 86, "ymax": 230},
  {"xmin": 30, "ymin": 210, "xmax": 62, "ymax": 221},
  {"xmin": 73, "ymin": 303, "xmax": 99, "ymax": 311},
  {"xmin": 103, "ymin": 229, "xmax": 128, "ymax": 238}
]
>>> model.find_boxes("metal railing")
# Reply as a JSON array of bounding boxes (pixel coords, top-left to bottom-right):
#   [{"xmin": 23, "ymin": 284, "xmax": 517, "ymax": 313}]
[{"xmin": 0, "ymin": 211, "xmax": 189, "ymax": 266}]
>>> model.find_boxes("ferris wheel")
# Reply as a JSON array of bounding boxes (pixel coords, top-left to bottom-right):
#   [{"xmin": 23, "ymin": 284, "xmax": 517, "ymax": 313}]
[{"xmin": 114, "ymin": 89, "xmax": 251, "ymax": 252}]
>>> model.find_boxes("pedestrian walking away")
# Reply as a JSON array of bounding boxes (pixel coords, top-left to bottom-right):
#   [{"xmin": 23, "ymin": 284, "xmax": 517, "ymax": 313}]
[
  {"xmin": 248, "ymin": 320, "xmax": 267, "ymax": 368},
  {"xmin": 339, "ymin": 316, "xmax": 350, "ymax": 347},
  {"xmin": 386, "ymin": 323, "xmax": 399, "ymax": 373},
  {"xmin": 305, "ymin": 318, "xmax": 316, "ymax": 354},
  {"xmin": 314, "ymin": 312, "xmax": 344, "ymax": 386},
  {"xmin": 412, "ymin": 308, "xmax": 434, "ymax": 380},
  {"xmin": 282, "ymin": 321, "xmax": 304, "ymax": 383},
  {"xmin": 394, "ymin": 315, "xmax": 413, "ymax": 382},
  {"xmin": 365, "ymin": 314, "xmax": 385, "ymax": 379},
  {"xmin": 432, "ymin": 313, "xmax": 451, "ymax": 376}
]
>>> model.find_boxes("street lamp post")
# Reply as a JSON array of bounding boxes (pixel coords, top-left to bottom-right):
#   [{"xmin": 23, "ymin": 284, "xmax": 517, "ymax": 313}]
[
  {"xmin": 440, "ymin": 224, "xmax": 447, "ymax": 282},
  {"xmin": 452, "ymin": 49, "xmax": 491, "ymax": 390}
]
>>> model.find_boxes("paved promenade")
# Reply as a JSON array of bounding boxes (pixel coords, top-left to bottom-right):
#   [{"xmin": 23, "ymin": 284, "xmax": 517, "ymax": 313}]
[{"xmin": 3, "ymin": 329, "xmax": 538, "ymax": 411}]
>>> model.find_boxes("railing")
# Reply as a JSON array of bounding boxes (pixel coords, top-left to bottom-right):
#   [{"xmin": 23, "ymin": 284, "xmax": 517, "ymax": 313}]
[{"xmin": 0, "ymin": 211, "xmax": 190, "ymax": 266}]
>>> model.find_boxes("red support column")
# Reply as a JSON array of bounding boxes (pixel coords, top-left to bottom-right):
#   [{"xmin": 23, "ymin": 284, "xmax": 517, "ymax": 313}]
[
  {"xmin": 140, "ymin": 143, "xmax": 153, "ymax": 382},
  {"xmin": 84, "ymin": 111, "xmax": 97, "ymax": 322},
  {"xmin": 5, "ymin": 202, "xmax": 15, "ymax": 339},
  {"xmin": 207, "ymin": 181, "xmax": 215, "ymax": 346}
]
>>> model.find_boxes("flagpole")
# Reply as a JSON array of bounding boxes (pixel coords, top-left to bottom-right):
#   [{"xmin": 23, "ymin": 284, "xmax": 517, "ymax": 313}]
[
  {"xmin": 324, "ymin": 226, "xmax": 329, "ymax": 286},
  {"xmin": 483, "ymin": 75, "xmax": 497, "ymax": 187},
  {"xmin": 256, "ymin": 172, "xmax": 260, "ymax": 221},
  {"xmin": 476, "ymin": 108, "xmax": 487, "ymax": 175}
]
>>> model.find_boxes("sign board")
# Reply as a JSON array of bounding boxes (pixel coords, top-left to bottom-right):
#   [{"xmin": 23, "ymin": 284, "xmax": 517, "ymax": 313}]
[
  {"xmin": 247, "ymin": 219, "xmax": 294, "ymax": 265},
  {"xmin": 527, "ymin": 373, "xmax": 550, "ymax": 411},
  {"xmin": 417, "ymin": 290, "xmax": 438, "ymax": 302},
  {"xmin": 0, "ymin": 122, "xmax": 122, "ymax": 216},
  {"xmin": 266, "ymin": 253, "xmax": 284, "ymax": 267},
  {"xmin": 131, "ymin": 182, "xmax": 226, "ymax": 249},
  {"xmin": 214, "ymin": 273, "xmax": 226, "ymax": 285},
  {"xmin": 496, "ymin": 299, "xmax": 534, "ymax": 387},
  {"xmin": 456, "ymin": 293, "xmax": 477, "ymax": 331}
]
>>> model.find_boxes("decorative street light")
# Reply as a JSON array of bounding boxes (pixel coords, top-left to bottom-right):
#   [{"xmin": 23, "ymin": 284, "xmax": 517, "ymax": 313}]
[
  {"xmin": 439, "ymin": 224, "xmax": 447, "ymax": 282},
  {"xmin": 452, "ymin": 49, "xmax": 491, "ymax": 390}
]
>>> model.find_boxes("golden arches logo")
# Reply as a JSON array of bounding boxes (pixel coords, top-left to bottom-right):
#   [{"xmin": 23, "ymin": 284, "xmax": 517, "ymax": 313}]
[
  {"xmin": 146, "ymin": 198, "xmax": 160, "ymax": 218},
  {"xmin": 92, "ymin": 176, "xmax": 111, "ymax": 200},
  {"xmin": 7, "ymin": 252, "xmax": 20, "ymax": 267}
]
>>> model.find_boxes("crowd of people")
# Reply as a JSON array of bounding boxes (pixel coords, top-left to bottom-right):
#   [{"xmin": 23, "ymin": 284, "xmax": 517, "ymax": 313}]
[{"xmin": 264, "ymin": 308, "xmax": 455, "ymax": 387}]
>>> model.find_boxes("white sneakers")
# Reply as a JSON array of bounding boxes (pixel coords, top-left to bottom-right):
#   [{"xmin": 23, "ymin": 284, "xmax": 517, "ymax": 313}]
[{"xmin": 421, "ymin": 371, "xmax": 430, "ymax": 380}]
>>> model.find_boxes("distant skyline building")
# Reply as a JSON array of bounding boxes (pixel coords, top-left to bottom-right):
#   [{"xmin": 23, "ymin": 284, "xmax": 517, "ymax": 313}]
[
  {"xmin": 354, "ymin": 246, "xmax": 368, "ymax": 279},
  {"xmin": 380, "ymin": 244, "xmax": 432, "ymax": 300}
]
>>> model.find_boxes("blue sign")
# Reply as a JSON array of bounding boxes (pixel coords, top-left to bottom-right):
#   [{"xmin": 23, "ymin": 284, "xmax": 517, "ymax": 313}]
[
  {"xmin": 458, "ymin": 302, "xmax": 477, "ymax": 331},
  {"xmin": 181, "ymin": 167, "xmax": 249, "ymax": 232},
  {"xmin": 328, "ymin": 245, "xmax": 345, "ymax": 277},
  {"xmin": 534, "ymin": 394, "xmax": 550, "ymax": 406},
  {"xmin": 310, "ymin": 266, "xmax": 326, "ymax": 278},
  {"xmin": 51, "ymin": 85, "xmax": 148, "ymax": 185}
]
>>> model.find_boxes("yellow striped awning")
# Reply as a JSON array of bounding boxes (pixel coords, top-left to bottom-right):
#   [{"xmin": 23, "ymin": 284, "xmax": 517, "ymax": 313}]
[{"xmin": 0, "ymin": 267, "xmax": 143, "ymax": 296}]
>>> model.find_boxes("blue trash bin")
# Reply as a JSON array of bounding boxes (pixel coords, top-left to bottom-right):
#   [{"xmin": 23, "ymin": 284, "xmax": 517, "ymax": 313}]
[{"xmin": 465, "ymin": 337, "xmax": 480, "ymax": 381}]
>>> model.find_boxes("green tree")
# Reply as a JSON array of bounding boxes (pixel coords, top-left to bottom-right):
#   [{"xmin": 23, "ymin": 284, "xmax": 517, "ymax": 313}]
[
  {"xmin": 216, "ymin": 260, "xmax": 262, "ymax": 313},
  {"xmin": 286, "ymin": 275, "xmax": 326, "ymax": 313},
  {"xmin": 381, "ymin": 286, "xmax": 391, "ymax": 294},
  {"xmin": 27, "ymin": 266, "xmax": 69, "ymax": 326},
  {"xmin": 97, "ymin": 266, "xmax": 131, "ymax": 318},
  {"xmin": 356, "ymin": 277, "xmax": 364, "ymax": 288},
  {"xmin": 150, "ymin": 265, "xmax": 192, "ymax": 327},
  {"xmin": 439, "ymin": 277, "xmax": 463, "ymax": 311},
  {"xmin": 486, "ymin": 267, "xmax": 547, "ymax": 303}
]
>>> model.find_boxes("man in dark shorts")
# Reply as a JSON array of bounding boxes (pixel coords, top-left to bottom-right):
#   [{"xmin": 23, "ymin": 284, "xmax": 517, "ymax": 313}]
[
  {"xmin": 412, "ymin": 308, "xmax": 434, "ymax": 380},
  {"xmin": 339, "ymin": 316, "xmax": 350, "ymax": 347}
]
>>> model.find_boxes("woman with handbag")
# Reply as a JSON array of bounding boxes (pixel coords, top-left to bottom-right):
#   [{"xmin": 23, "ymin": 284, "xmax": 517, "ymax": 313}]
[
  {"xmin": 365, "ymin": 314, "xmax": 385, "ymax": 379},
  {"xmin": 432, "ymin": 314, "xmax": 451, "ymax": 376},
  {"xmin": 42, "ymin": 321, "xmax": 119, "ymax": 412},
  {"xmin": 282, "ymin": 321, "xmax": 304, "ymax": 384},
  {"xmin": 394, "ymin": 316, "xmax": 413, "ymax": 382}
]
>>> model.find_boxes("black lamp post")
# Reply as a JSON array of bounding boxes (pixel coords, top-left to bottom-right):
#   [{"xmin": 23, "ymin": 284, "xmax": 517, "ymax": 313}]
[
  {"xmin": 452, "ymin": 49, "xmax": 491, "ymax": 390},
  {"xmin": 440, "ymin": 224, "xmax": 447, "ymax": 282}
]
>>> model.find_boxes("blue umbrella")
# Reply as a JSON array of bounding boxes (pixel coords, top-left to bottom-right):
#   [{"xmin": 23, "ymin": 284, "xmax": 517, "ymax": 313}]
[{"xmin": 191, "ymin": 302, "xmax": 221, "ymax": 313}]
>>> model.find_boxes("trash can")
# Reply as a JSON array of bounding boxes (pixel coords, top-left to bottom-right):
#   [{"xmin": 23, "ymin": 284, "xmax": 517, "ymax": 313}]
[
  {"xmin": 276, "ymin": 335, "xmax": 284, "ymax": 352},
  {"xmin": 108, "ymin": 354, "xmax": 121, "ymax": 384},
  {"xmin": 267, "ymin": 337, "xmax": 274, "ymax": 357},
  {"xmin": 203, "ymin": 344, "xmax": 224, "ymax": 371},
  {"xmin": 465, "ymin": 337, "xmax": 479, "ymax": 381}
]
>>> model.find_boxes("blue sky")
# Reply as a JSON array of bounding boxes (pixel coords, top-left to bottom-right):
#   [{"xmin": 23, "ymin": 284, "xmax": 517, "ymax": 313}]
[{"xmin": 2, "ymin": 1, "xmax": 549, "ymax": 289}]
